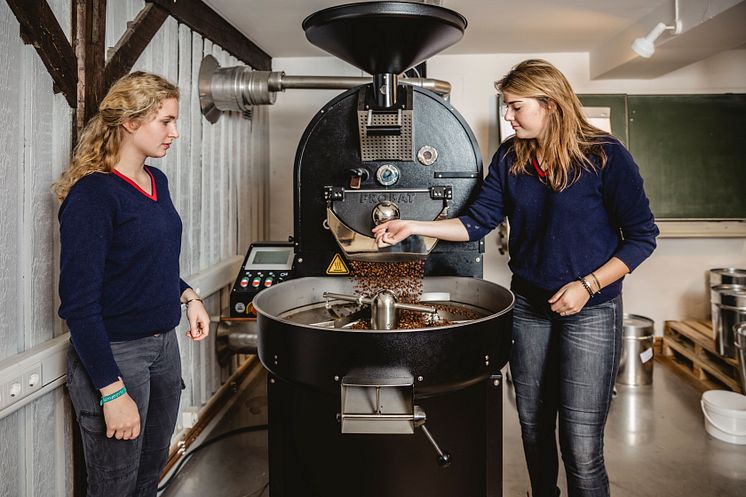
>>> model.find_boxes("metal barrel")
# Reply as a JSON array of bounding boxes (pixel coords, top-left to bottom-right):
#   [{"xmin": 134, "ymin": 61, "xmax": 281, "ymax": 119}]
[
  {"xmin": 711, "ymin": 284, "xmax": 746, "ymax": 358},
  {"xmin": 617, "ymin": 314, "xmax": 655, "ymax": 386},
  {"xmin": 710, "ymin": 268, "xmax": 746, "ymax": 287}
]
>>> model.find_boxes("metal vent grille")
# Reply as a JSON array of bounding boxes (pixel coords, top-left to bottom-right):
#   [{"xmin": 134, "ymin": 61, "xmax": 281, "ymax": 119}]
[{"xmin": 357, "ymin": 110, "xmax": 414, "ymax": 161}]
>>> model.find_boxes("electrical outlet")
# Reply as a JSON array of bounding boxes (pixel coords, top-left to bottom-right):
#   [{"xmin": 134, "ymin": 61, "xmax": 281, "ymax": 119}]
[
  {"xmin": 23, "ymin": 364, "xmax": 42, "ymax": 395},
  {"xmin": 7, "ymin": 377, "xmax": 23, "ymax": 405}
]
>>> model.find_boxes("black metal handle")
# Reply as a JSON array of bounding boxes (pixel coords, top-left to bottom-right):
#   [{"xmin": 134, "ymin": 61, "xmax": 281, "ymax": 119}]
[{"xmin": 420, "ymin": 424, "xmax": 452, "ymax": 468}]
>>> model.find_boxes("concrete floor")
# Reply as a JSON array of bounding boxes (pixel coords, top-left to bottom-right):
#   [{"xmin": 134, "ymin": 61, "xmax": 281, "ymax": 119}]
[{"xmin": 160, "ymin": 359, "xmax": 746, "ymax": 497}]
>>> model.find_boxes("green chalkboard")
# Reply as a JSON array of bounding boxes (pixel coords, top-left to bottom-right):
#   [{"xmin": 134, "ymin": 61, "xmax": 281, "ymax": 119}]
[
  {"xmin": 626, "ymin": 94, "xmax": 746, "ymax": 219},
  {"xmin": 579, "ymin": 94, "xmax": 746, "ymax": 219},
  {"xmin": 502, "ymin": 93, "xmax": 746, "ymax": 220}
]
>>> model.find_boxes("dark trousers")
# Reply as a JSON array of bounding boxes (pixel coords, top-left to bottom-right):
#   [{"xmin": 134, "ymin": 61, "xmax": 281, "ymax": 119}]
[
  {"xmin": 67, "ymin": 331, "xmax": 182, "ymax": 497},
  {"xmin": 510, "ymin": 294, "xmax": 623, "ymax": 497}
]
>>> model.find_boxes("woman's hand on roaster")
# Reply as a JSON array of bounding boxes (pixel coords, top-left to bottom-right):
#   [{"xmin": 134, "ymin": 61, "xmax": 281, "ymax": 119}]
[{"xmin": 373, "ymin": 220, "xmax": 414, "ymax": 247}]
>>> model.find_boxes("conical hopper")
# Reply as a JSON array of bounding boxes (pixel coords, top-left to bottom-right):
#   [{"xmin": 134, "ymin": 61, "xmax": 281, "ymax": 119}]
[{"xmin": 302, "ymin": 1, "xmax": 467, "ymax": 76}]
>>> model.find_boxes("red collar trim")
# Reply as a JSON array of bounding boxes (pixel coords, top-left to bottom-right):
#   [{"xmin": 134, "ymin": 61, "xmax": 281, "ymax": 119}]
[
  {"xmin": 531, "ymin": 158, "xmax": 546, "ymax": 178},
  {"xmin": 112, "ymin": 166, "xmax": 158, "ymax": 201}
]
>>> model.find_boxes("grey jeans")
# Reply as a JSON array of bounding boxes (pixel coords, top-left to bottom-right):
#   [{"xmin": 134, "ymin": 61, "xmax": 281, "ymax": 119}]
[
  {"xmin": 67, "ymin": 331, "xmax": 182, "ymax": 497},
  {"xmin": 510, "ymin": 293, "xmax": 623, "ymax": 497}
]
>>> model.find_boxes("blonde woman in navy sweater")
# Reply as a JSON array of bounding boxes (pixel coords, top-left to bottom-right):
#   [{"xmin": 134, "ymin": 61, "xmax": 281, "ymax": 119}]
[
  {"xmin": 374, "ymin": 60, "xmax": 658, "ymax": 497},
  {"xmin": 54, "ymin": 72, "xmax": 210, "ymax": 497}
]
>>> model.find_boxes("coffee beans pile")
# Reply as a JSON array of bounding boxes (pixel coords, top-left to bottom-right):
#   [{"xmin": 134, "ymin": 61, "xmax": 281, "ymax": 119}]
[
  {"xmin": 347, "ymin": 260, "xmax": 481, "ymax": 330},
  {"xmin": 349, "ymin": 260, "xmax": 425, "ymax": 304}
]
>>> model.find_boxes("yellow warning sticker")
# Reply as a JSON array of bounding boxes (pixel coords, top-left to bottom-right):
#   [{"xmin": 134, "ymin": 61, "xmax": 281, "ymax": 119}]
[{"xmin": 326, "ymin": 253, "xmax": 350, "ymax": 275}]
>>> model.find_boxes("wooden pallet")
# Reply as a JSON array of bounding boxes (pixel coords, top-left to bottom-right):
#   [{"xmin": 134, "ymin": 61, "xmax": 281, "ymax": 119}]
[{"xmin": 662, "ymin": 320, "xmax": 742, "ymax": 393}]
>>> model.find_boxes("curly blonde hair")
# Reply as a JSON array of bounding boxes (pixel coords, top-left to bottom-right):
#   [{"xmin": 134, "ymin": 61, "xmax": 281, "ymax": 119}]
[
  {"xmin": 496, "ymin": 59, "xmax": 609, "ymax": 191},
  {"xmin": 52, "ymin": 71, "xmax": 179, "ymax": 200}
]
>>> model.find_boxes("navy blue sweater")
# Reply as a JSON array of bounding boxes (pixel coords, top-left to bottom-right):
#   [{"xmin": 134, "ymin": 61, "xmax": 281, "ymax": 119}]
[
  {"xmin": 459, "ymin": 137, "xmax": 659, "ymax": 306},
  {"xmin": 58, "ymin": 166, "xmax": 189, "ymax": 389}
]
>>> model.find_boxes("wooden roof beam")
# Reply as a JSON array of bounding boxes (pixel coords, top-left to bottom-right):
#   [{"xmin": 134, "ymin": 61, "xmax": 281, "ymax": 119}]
[
  {"xmin": 73, "ymin": 0, "xmax": 106, "ymax": 134},
  {"xmin": 104, "ymin": 3, "xmax": 170, "ymax": 88},
  {"xmin": 146, "ymin": 0, "xmax": 272, "ymax": 70},
  {"xmin": 6, "ymin": 0, "xmax": 77, "ymax": 108}
]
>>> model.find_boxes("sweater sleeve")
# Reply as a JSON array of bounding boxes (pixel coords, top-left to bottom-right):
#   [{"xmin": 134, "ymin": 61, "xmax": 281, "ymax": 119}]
[
  {"xmin": 457, "ymin": 147, "xmax": 507, "ymax": 241},
  {"xmin": 602, "ymin": 142, "xmax": 660, "ymax": 272},
  {"xmin": 179, "ymin": 278, "xmax": 191, "ymax": 295},
  {"xmin": 58, "ymin": 181, "xmax": 122, "ymax": 389}
]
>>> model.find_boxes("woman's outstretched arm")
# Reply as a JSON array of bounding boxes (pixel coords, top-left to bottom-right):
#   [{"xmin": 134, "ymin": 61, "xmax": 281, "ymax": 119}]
[{"xmin": 372, "ymin": 218, "xmax": 469, "ymax": 246}]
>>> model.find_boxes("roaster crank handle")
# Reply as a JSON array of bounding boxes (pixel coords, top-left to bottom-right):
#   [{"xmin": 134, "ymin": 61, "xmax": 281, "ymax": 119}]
[{"xmin": 413, "ymin": 406, "xmax": 452, "ymax": 468}]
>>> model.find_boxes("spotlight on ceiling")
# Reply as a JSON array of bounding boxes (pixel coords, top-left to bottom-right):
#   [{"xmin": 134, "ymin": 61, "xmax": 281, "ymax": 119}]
[{"xmin": 631, "ymin": 0, "xmax": 683, "ymax": 58}]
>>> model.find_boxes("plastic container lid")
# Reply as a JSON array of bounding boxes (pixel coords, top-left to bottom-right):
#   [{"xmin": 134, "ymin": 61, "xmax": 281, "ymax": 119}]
[{"xmin": 702, "ymin": 390, "xmax": 746, "ymax": 418}]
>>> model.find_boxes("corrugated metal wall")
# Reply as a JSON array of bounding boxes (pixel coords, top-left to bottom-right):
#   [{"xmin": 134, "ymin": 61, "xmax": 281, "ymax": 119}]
[{"xmin": 0, "ymin": 0, "xmax": 269, "ymax": 495}]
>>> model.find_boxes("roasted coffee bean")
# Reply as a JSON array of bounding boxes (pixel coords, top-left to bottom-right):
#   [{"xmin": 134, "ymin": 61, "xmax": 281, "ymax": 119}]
[{"xmin": 347, "ymin": 260, "xmax": 481, "ymax": 330}]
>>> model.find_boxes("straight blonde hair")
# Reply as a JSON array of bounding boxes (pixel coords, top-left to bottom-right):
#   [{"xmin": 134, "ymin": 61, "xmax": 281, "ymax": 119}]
[
  {"xmin": 52, "ymin": 71, "xmax": 179, "ymax": 201},
  {"xmin": 496, "ymin": 59, "xmax": 609, "ymax": 191}
]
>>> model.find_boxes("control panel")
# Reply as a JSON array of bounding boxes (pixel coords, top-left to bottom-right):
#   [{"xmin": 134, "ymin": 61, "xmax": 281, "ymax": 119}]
[{"xmin": 230, "ymin": 242, "xmax": 295, "ymax": 317}]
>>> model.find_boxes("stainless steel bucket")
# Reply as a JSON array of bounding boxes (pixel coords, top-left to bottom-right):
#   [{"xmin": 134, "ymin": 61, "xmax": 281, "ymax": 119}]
[
  {"xmin": 708, "ymin": 269, "xmax": 746, "ymax": 320},
  {"xmin": 617, "ymin": 314, "xmax": 655, "ymax": 386},
  {"xmin": 710, "ymin": 268, "xmax": 746, "ymax": 287},
  {"xmin": 734, "ymin": 322, "xmax": 746, "ymax": 393},
  {"xmin": 711, "ymin": 284, "xmax": 746, "ymax": 358}
]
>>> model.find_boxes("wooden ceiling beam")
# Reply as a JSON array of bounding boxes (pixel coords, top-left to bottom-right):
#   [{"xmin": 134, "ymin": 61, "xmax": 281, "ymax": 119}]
[
  {"xmin": 5, "ymin": 0, "xmax": 78, "ymax": 108},
  {"xmin": 146, "ymin": 0, "xmax": 272, "ymax": 70},
  {"xmin": 104, "ymin": 3, "xmax": 170, "ymax": 89},
  {"xmin": 73, "ymin": 0, "xmax": 106, "ymax": 136}
]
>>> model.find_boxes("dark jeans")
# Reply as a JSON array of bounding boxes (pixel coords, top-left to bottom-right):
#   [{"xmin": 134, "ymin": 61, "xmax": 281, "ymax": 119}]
[
  {"xmin": 67, "ymin": 331, "xmax": 182, "ymax": 497},
  {"xmin": 510, "ymin": 293, "xmax": 623, "ymax": 497}
]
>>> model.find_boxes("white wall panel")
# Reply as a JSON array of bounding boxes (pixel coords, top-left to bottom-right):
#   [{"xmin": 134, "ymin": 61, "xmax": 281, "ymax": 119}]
[
  {"xmin": 0, "ymin": 412, "xmax": 21, "ymax": 497},
  {"xmin": 0, "ymin": 2, "xmax": 23, "ymax": 363},
  {"xmin": 24, "ymin": 43, "xmax": 63, "ymax": 349}
]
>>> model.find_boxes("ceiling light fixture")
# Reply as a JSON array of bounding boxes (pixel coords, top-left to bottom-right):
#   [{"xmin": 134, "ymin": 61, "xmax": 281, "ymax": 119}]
[{"xmin": 631, "ymin": 0, "xmax": 683, "ymax": 58}]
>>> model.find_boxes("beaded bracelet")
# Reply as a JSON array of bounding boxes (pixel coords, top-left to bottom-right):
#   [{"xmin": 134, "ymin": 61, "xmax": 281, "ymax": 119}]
[
  {"xmin": 100, "ymin": 386, "xmax": 127, "ymax": 406},
  {"xmin": 577, "ymin": 277, "xmax": 594, "ymax": 298}
]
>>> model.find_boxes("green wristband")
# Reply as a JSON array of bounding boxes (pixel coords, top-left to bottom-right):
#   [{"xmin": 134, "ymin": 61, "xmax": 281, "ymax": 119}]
[{"xmin": 100, "ymin": 386, "xmax": 127, "ymax": 406}]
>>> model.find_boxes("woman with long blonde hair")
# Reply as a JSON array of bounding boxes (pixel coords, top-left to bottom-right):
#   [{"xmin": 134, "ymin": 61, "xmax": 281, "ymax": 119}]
[
  {"xmin": 55, "ymin": 71, "xmax": 210, "ymax": 497},
  {"xmin": 374, "ymin": 59, "xmax": 659, "ymax": 497}
]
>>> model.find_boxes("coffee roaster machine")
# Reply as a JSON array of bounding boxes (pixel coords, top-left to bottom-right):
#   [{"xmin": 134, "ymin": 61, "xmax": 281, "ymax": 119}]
[{"xmin": 207, "ymin": 3, "xmax": 515, "ymax": 496}]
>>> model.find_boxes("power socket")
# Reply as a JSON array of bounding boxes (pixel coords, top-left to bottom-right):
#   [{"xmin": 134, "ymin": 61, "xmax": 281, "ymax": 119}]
[
  {"xmin": 7, "ymin": 377, "xmax": 23, "ymax": 405},
  {"xmin": 22, "ymin": 364, "xmax": 42, "ymax": 395}
]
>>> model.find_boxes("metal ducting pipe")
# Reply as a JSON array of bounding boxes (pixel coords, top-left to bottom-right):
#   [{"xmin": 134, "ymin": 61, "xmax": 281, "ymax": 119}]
[{"xmin": 198, "ymin": 55, "xmax": 452, "ymax": 123}]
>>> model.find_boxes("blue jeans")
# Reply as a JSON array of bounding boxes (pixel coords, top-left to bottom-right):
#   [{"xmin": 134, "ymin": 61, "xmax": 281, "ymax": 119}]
[
  {"xmin": 66, "ymin": 331, "xmax": 182, "ymax": 497},
  {"xmin": 510, "ymin": 293, "xmax": 623, "ymax": 497}
]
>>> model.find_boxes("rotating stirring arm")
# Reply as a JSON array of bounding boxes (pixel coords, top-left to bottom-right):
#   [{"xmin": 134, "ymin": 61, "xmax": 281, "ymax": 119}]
[{"xmin": 323, "ymin": 291, "xmax": 436, "ymax": 330}]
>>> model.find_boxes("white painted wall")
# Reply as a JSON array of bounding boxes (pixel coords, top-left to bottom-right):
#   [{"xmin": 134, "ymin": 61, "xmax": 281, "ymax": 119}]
[{"xmin": 268, "ymin": 49, "xmax": 746, "ymax": 335}]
